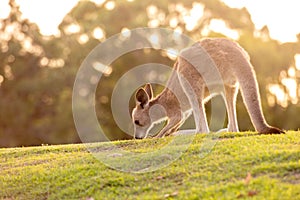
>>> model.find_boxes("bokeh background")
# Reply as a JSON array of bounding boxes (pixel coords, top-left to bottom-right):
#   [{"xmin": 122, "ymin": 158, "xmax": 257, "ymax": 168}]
[{"xmin": 0, "ymin": 0, "xmax": 299, "ymax": 147}]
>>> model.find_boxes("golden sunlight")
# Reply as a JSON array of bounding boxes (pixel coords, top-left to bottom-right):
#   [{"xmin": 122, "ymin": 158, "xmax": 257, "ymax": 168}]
[
  {"xmin": 91, "ymin": 0, "xmax": 106, "ymax": 6},
  {"xmin": 93, "ymin": 27, "xmax": 105, "ymax": 41},
  {"xmin": 295, "ymin": 54, "xmax": 300, "ymax": 70},
  {"xmin": 149, "ymin": 33, "xmax": 160, "ymax": 49},
  {"xmin": 221, "ymin": 0, "xmax": 300, "ymax": 42},
  {"xmin": 78, "ymin": 34, "xmax": 89, "ymax": 45},
  {"xmin": 1, "ymin": 0, "xmax": 299, "ymax": 42},
  {"xmin": 267, "ymin": 53, "xmax": 300, "ymax": 107},
  {"xmin": 64, "ymin": 23, "xmax": 81, "ymax": 35},
  {"xmin": 208, "ymin": 19, "xmax": 240, "ymax": 40},
  {"xmin": 0, "ymin": 75, "xmax": 4, "ymax": 86},
  {"xmin": 93, "ymin": 62, "xmax": 113, "ymax": 76},
  {"xmin": 165, "ymin": 48, "xmax": 178, "ymax": 60},
  {"xmin": 267, "ymin": 84, "xmax": 288, "ymax": 108},
  {"xmin": 15, "ymin": 0, "xmax": 79, "ymax": 36},
  {"xmin": 183, "ymin": 2, "xmax": 204, "ymax": 31},
  {"xmin": 121, "ymin": 28, "xmax": 131, "ymax": 38},
  {"xmin": 105, "ymin": 1, "xmax": 116, "ymax": 11}
]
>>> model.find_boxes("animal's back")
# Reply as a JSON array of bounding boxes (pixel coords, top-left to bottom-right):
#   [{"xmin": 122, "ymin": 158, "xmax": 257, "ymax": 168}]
[
  {"xmin": 178, "ymin": 38, "xmax": 252, "ymax": 89},
  {"xmin": 198, "ymin": 38, "xmax": 250, "ymax": 62}
]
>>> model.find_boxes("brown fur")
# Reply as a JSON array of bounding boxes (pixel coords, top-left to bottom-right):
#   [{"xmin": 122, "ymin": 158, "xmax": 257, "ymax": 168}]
[{"xmin": 132, "ymin": 38, "xmax": 284, "ymax": 139}]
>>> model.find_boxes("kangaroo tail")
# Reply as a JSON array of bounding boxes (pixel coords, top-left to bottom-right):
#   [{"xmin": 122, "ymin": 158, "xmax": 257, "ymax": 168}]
[{"xmin": 235, "ymin": 60, "xmax": 284, "ymax": 134}]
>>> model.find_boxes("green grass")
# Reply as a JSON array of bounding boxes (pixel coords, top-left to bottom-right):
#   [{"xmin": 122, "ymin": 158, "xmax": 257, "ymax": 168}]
[{"xmin": 1, "ymin": 131, "xmax": 300, "ymax": 199}]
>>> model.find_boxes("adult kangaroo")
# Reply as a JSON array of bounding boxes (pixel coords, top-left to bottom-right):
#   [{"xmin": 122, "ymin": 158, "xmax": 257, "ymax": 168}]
[{"xmin": 132, "ymin": 38, "xmax": 284, "ymax": 139}]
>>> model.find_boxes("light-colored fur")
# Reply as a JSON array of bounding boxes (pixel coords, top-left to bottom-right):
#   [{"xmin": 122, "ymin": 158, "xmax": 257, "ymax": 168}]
[{"xmin": 132, "ymin": 38, "xmax": 283, "ymax": 139}]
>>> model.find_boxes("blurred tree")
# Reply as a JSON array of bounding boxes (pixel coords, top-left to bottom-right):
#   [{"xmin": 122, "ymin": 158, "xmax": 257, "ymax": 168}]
[
  {"xmin": 0, "ymin": 0, "xmax": 299, "ymax": 147},
  {"xmin": 0, "ymin": 0, "xmax": 79, "ymax": 147},
  {"xmin": 58, "ymin": 0, "xmax": 298, "ymax": 138}
]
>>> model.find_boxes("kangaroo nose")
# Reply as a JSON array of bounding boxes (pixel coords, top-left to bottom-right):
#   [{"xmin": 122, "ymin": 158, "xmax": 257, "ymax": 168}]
[{"xmin": 134, "ymin": 136, "xmax": 143, "ymax": 139}]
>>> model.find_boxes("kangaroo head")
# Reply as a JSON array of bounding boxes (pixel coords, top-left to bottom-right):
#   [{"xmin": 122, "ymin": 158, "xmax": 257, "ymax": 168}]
[{"xmin": 132, "ymin": 84, "xmax": 153, "ymax": 139}]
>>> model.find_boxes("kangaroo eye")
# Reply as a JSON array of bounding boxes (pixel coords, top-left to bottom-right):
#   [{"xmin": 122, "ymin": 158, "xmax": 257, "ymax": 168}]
[{"xmin": 134, "ymin": 120, "xmax": 141, "ymax": 126}]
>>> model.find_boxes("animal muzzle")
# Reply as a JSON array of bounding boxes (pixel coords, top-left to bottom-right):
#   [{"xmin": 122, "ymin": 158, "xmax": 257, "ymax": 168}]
[
  {"xmin": 134, "ymin": 135, "xmax": 144, "ymax": 139},
  {"xmin": 133, "ymin": 128, "xmax": 147, "ymax": 139}
]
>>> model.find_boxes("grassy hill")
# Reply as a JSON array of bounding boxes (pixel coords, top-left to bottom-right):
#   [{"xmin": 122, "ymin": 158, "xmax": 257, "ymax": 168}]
[{"xmin": 1, "ymin": 131, "xmax": 300, "ymax": 199}]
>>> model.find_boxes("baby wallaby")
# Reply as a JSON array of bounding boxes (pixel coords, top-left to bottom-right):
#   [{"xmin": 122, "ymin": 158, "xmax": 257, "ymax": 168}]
[{"xmin": 132, "ymin": 38, "xmax": 284, "ymax": 139}]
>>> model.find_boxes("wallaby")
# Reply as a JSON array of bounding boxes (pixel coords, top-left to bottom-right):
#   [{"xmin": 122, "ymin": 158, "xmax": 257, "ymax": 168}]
[{"xmin": 132, "ymin": 38, "xmax": 284, "ymax": 139}]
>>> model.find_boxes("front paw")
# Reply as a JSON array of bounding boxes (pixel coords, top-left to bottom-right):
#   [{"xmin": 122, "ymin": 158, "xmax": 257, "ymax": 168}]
[
  {"xmin": 153, "ymin": 134, "xmax": 163, "ymax": 138},
  {"xmin": 154, "ymin": 131, "xmax": 166, "ymax": 138}
]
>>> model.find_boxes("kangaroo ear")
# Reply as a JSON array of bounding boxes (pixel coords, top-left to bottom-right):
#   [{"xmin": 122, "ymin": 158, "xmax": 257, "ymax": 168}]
[
  {"xmin": 144, "ymin": 83, "xmax": 153, "ymax": 99},
  {"xmin": 135, "ymin": 88, "xmax": 149, "ymax": 108}
]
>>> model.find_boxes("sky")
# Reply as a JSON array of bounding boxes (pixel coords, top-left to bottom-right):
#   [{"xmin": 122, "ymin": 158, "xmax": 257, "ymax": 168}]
[
  {"xmin": 220, "ymin": 0, "xmax": 300, "ymax": 43},
  {"xmin": 0, "ymin": 0, "xmax": 79, "ymax": 36},
  {"xmin": 0, "ymin": 0, "xmax": 300, "ymax": 43}
]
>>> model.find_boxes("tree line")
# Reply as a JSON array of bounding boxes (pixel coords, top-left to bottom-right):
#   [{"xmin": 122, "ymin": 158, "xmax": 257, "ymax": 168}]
[{"xmin": 0, "ymin": 0, "xmax": 299, "ymax": 147}]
